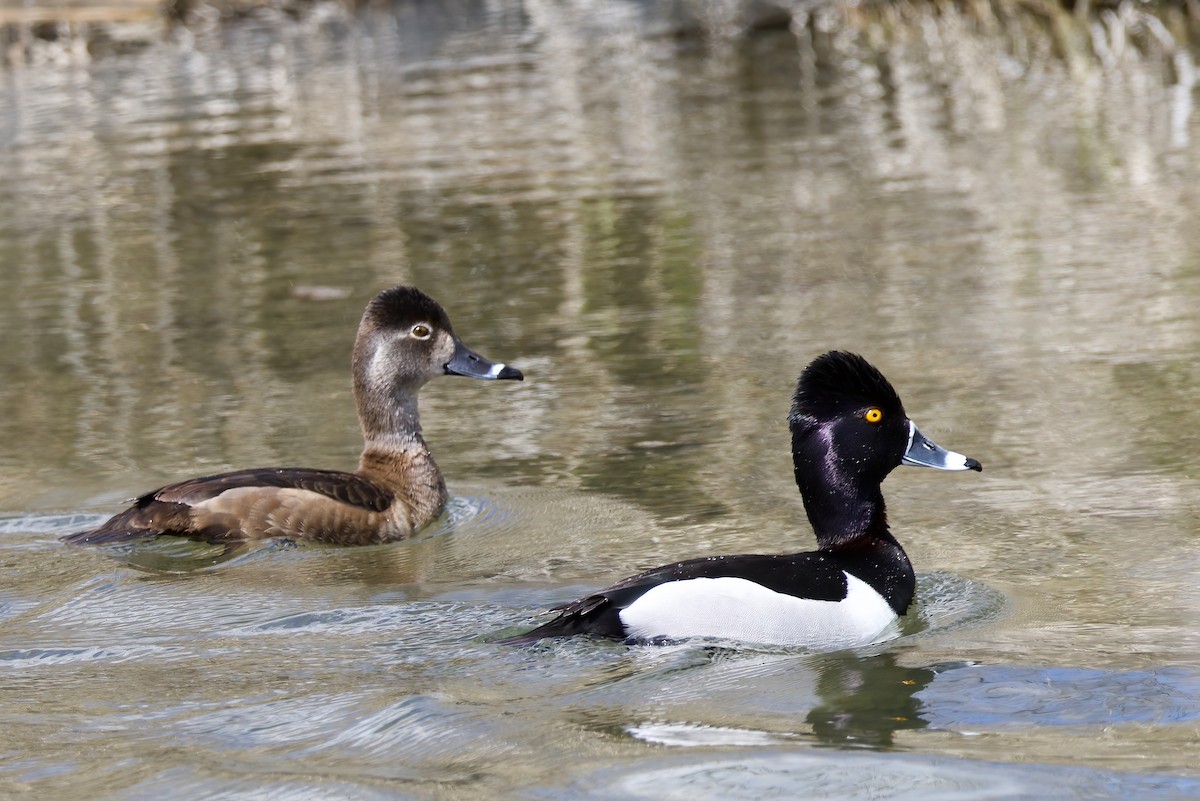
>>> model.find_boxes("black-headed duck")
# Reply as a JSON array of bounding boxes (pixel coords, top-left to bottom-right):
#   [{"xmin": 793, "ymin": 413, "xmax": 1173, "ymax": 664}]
[
  {"xmin": 505, "ymin": 351, "xmax": 980, "ymax": 648},
  {"xmin": 63, "ymin": 286, "xmax": 522, "ymax": 547}
]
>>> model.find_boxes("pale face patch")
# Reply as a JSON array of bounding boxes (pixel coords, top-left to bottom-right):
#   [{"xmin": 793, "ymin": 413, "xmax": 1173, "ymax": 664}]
[
  {"xmin": 617, "ymin": 573, "xmax": 900, "ymax": 650},
  {"xmin": 366, "ymin": 337, "xmax": 400, "ymax": 387}
]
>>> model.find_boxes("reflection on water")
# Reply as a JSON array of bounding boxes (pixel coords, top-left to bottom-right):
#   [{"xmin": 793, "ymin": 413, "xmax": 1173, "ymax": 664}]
[
  {"xmin": 3, "ymin": 0, "xmax": 1200, "ymax": 798},
  {"xmin": 805, "ymin": 652, "xmax": 936, "ymax": 747},
  {"xmin": 557, "ymin": 748, "xmax": 1200, "ymax": 801},
  {"xmin": 921, "ymin": 663, "xmax": 1200, "ymax": 727},
  {"xmin": 554, "ymin": 576, "xmax": 1001, "ymax": 749},
  {"xmin": 621, "ymin": 651, "xmax": 943, "ymax": 749}
]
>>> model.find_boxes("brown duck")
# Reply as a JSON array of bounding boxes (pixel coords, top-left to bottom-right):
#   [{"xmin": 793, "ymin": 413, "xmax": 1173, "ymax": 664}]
[{"xmin": 62, "ymin": 286, "xmax": 523, "ymax": 546}]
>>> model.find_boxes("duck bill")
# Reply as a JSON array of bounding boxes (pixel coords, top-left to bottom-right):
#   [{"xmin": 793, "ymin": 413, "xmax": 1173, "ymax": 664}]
[
  {"xmin": 901, "ymin": 421, "xmax": 982, "ymax": 472},
  {"xmin": 444, "ymin": 338, "xmax": 523, "ymax": 381}
]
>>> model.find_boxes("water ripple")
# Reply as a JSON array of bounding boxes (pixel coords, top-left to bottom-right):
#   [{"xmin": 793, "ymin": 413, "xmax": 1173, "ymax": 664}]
[
  {"xmin": 121, "ymin": 770, "xmax": 414, "ymax": 801},
  {"xmin": 0, "ymin": 513, "xmax": 106, "ymax": 535},
  {"xmin": 626, "ymin": 722, "xmax": 794, "ymax": 747},
  {"xmin": 548, "ymin": 750, "xmax": 1200, "ymax": 801},
  {"xmin": 0, "ymin": 643, "xmax": 183, "ymax": 668},
  {"xmin": 919, "ymin": 664, "xmax": 1200, "ymax": 728},
  {"xmin": 909, "ymin": 572, "xmax": 1009, "ymax": 639}
]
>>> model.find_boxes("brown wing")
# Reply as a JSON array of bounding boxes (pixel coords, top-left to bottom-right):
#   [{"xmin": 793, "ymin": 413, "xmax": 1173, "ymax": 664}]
[
  {"xmin": 62, "ymin": 468, "xmax": 395, "ymax": 545},
  {"xmin": 147, "ymin": 468, "xmax": 393, "ymax": 512}
]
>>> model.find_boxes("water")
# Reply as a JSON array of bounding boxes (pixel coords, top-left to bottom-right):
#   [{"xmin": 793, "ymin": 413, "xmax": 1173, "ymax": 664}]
[{"xmin": 3, "ymin": 1, "xmax": 1200, "ymax": 797}]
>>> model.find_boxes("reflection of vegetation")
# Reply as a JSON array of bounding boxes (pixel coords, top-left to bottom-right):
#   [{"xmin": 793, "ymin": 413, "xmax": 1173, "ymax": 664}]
[
  {"xmin": 838, "ymin": 0, "xmax": 1195, "ymax": 67},
  {"xmin": 569, "ymin": 198, "xmax": 730, "ymax": 523},
  {"xmin": 4, "ymin": 0, "xmax": 1196, "ymax": 68},
  {"xmin": 578, "ymin": 196, "xmax": 704, "ymax": 388},
  {"xmin": 393, "ymin": 192, "xmax": 728, "ymax": 524},
  {"xmin": 1112, "ymin": 360, "xmax": 1200, "ymax": 474},
  {"xmin": 3, "ymin": 0, "xmax": 1198, "ymax": 534},
  {"xmin": 393, "ymin": 197, "xmax": 570, "ymax": 349}
]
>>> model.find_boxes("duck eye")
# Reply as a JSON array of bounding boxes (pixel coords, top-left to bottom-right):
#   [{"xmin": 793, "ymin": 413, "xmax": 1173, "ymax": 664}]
[
  {"xmin": 410, "ymin": 324, "xmax": 432, "ymax": 340},
  {"xmin": 864, "ymin": 408, "xmax": 884, "ymax": 424}
]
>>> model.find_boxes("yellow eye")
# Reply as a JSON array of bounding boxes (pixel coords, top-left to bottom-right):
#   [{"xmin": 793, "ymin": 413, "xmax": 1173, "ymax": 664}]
[
  {"xmin": 410, "ymin": 324, "xmax": 432, "ymax": 340},
  {"xmin": 865, "ymin": 407, "xmax": 883, "ymax": 424}
]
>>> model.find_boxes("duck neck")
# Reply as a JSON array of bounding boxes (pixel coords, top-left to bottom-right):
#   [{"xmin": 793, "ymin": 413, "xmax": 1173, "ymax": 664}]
[
  {"xmin": 801, "ymin": 483, "xmax": 896, "ymax": 551},
  {"xmin": 792, "ymin": 427, "xmax": 897, "ymax": 551},
  {"xmin": 358, "ymin": 389, "xmax": 423, "ymax": 446},
  {"xmin": 355, "ymin": 389, "xmax": 448, "ymax": 519}
]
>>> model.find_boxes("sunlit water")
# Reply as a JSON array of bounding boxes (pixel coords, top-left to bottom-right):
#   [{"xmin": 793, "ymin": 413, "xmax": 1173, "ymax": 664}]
[{"xmin": 3, "ymin": 1, "xmax": 1200, "ymax": 798}]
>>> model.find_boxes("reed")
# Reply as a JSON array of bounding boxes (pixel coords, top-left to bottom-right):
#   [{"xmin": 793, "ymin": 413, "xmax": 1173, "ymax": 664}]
[{"xmin": 2, "ymin": 0, "xmax": 1196, "ymax": 70}]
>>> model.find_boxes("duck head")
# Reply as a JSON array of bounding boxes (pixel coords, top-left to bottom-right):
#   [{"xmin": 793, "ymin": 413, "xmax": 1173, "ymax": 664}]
[
  {"xmin": 352, "ymin": 286, "xmax": 522, "ymax": 435},
  {"xmin": 788, "ymin": 351, "xmax": 980, "ymax": 544}
]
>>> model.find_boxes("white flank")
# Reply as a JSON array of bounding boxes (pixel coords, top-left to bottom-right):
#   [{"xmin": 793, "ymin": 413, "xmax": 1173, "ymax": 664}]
[{"xmin": 618, "ymin": 573, "xmax": 899, "ymax": 650}]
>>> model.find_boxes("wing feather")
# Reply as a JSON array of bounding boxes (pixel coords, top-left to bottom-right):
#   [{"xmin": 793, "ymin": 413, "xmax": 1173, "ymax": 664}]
[
  {"xmin": 62, "ymin": 468, "xmax": 394, "ymax": 544},
  {"xmin": 145, "ymin": 468, "xmax": 392, "ymax": 511}
]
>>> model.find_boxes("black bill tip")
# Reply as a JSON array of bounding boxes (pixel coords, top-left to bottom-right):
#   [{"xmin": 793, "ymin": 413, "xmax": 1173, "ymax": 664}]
[{"xmin": 496, "ymin": 365, "xmax": 523, "ymax": 381}]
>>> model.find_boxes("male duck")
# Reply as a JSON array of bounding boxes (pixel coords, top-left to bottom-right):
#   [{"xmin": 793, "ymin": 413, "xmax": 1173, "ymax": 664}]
[
  {"xmin": 507, "ymin": 351, "xmax": 980, "ymax": 648},
  {"xmin": 63, "ymin": 286, "xmax": 522, "ymax": 547}
]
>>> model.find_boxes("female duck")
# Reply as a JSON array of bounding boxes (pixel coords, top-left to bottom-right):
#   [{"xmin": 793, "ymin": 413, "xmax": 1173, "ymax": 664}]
[
  {"xmin": 63, "ymin": 286, "xmax": 522, "ymax": 546},
  {"xmin": 507, "ymin": 351, "xmax": 980, "ymax": 649}
]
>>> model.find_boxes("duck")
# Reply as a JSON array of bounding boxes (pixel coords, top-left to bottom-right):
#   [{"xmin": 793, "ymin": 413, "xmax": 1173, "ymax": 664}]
[
  {"xmin": 62, "ymin": 286, "xmax": 523, "ymax": 547},
  {"xmin": 505, "ymin": 350, "xmax": 980, "ymax": 648}
]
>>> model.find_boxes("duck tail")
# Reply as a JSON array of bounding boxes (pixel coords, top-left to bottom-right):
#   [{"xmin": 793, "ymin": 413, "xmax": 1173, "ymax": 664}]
[
  {"xmin": 498, "ymin": 600, "xmax": 626, "ymax": 645},
  {"xmin": 496, "ymin": 624, "xmax": 558, "ymax": 646},
  {"xmin": 60, "ymin": 507, "xmax": 162, "ymax": 545}
]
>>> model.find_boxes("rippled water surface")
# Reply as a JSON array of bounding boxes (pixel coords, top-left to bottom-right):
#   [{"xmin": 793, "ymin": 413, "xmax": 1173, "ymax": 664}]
[{"xmin": 3, "ymin": 1, "xmax": 1200, "ymax": 798}]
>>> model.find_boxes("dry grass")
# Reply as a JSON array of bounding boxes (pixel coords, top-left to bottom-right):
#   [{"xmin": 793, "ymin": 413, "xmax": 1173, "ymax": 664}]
[
  {"xmin": 0, "ymin": 0, "xmax": 1196, "ymax": 67},
  {"xmin": 843, "ymin": 0, "xmax": 1199, "ymax": 66}
]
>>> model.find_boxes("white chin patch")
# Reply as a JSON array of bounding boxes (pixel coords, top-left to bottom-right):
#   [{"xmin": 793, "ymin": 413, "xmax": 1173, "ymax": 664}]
[
  {"xmin": 617, "ymin": 574, "xmax": 899, "ymax": 650},
  {"xmin": 486, "ymin": 362, "xmax": 508, "ymax": 379}
]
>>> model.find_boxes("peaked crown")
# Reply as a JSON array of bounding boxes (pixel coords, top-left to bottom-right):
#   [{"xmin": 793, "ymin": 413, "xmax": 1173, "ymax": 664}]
[
  {"xmin": 364, "ymin": 286, "xmax": 453, "ymax": 333},
  {"xmin": 790, "ymin": 351, "xmax": 905, "ymax": 423}
]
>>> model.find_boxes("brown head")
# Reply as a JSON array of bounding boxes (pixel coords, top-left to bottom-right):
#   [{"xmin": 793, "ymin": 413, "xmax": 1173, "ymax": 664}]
[{"xmin": 352, "ymin": 286, "xmax": 523, "ymax": 439}]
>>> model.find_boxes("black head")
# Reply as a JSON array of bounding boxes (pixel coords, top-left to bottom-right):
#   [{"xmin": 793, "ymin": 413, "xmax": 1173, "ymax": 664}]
[
  {"xmin": 788, "ymin": 351, "xmax": 980, "ymax": 546},
  {"xmin": 789, "ymin": 351, "xmax": 911, "ymax": 485},
  {"xmin": 791, "ymin": 351, "xmax": 905, "ymax": 425}
]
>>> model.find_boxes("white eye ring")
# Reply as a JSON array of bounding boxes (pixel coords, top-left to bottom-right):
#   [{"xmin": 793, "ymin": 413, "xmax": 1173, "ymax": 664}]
[{"xmin": 410, "ymin": 323, "xmax": 432, "ymax": 340}]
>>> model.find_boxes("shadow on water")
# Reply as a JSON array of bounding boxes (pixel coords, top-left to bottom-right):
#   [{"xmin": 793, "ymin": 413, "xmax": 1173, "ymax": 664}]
[
  {"xmin": 603, "ymin": 650, "xmax": 948, "ymax": 750},
  {"xmin": 542, "ymin": 638, "xmax": 1200, "ymax": 749}
]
